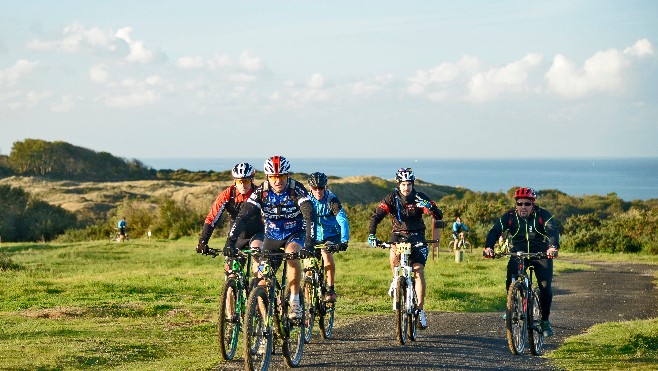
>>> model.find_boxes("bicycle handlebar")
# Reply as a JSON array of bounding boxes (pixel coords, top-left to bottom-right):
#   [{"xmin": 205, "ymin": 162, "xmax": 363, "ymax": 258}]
[
  {"xmin": 313, "ymin": 242, "xmax": 342, "ymax": 253},
  {"xmin": 376, "ymin": 239, "xmax": 440, "ymax": 249},
  {"xmin": 490, "ymin": 251, "xmax": 549, "ymax": 259}
]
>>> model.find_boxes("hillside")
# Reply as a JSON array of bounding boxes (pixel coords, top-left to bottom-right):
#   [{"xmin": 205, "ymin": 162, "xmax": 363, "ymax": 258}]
[{"xmin": 0, "ymin": 175, "xmax": 464, "ymax": 223}]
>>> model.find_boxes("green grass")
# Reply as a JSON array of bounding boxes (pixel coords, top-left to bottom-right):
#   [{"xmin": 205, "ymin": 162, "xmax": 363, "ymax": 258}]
[{"xmin": 0, "ymin": 238, "xmax": 656, "ymax": 369}]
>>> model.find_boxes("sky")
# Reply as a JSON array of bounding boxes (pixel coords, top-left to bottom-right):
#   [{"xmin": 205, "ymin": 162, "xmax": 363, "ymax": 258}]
[{"xmin": 1, "ymin": 1, "xmax": 657, "ymax": 161}]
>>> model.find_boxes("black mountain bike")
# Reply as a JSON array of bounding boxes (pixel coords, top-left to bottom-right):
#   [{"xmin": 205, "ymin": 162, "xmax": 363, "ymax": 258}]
[
  {"xmin": 494, "ymin": 251, "xmax": 547, "ymax": 355},
  {"xmin": 243, "ymin": 250, "xmax": 306, "ymax": 370},
  {"xmin": 204, "ymin": 246, "xmax": 255, "ymax": 361},
  {"xmin": 302, "ymin": 241, "xmax": 341, "ymax": 343},
  {"xmin": 377, "ymin": 236, "xmax": 439, "ymax": 345}
]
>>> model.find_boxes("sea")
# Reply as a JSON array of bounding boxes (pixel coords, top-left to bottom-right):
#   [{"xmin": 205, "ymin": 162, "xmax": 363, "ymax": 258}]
[{"xmin": 141, "ymin": 157, "xmax": 658, "ymax": 202}]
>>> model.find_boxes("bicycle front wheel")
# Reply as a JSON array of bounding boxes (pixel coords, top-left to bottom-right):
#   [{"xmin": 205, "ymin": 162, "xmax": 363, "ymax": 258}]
[
  {"xmin": 282, "ymin": 285, "xmax": 305, "ymax": 367},
  {"xmin": 463, "ymin": 241, "xmax": 472, "ymax": 253},
  {"xmin": 302, "ymin": 275, "xmax": 315, "ymax": 344},
  {"xmin": 218, "ymin": 277, "xmax": 240, "ymax": 360},
  {"xmin": 395, "ymin": 278, "xmax": 408, "ymax": 345},
  {"xmin": 506, "ymin": 280, "xmax": 527, "ymax": 355},
  {"xmin": 319, "ymin": 280, "xmax": 335, "ymax": 339},
  {"xmin": 407, "ymin": 287, "xmax": 418, "ymax": 341},
  {"xmin": 244, "ymin": 286, "xmax": 271, "ymax": 371},
  {"xmin": 528, "ymin": 287, "xmax": 544, "ymax": 355}
]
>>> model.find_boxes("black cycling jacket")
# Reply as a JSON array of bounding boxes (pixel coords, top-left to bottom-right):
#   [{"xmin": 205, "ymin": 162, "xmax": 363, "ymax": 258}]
[
  {"xmin": 369, "ymin": 188, "xmax": 443, "ymax": 235},
  {"xmin": 485, "ymin": 206, "xmax": 559, "ymax": 253}
]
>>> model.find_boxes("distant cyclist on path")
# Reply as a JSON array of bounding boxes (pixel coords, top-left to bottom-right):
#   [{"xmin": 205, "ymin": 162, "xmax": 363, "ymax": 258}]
[{"xmin": 451, "ymin": 216, "xmax": 470, "ymax": 251}]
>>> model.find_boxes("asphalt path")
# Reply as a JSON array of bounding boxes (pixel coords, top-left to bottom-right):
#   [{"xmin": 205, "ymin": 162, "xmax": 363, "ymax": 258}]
[{"xmin": 219, "ymin": 261, "xmax": 657, "ymax": 370}]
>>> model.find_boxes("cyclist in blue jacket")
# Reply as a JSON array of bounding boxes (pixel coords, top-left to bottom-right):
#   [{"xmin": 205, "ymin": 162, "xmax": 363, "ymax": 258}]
[
  {"xmin": 451, "ymin": 216, "xmax": 470, "ymax": 251},
  {"xmin": 307, "ymin": 172, "xmax": 350, "ymax": 302}
]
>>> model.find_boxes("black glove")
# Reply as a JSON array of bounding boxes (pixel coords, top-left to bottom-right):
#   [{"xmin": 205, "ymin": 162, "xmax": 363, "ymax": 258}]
[
  {"xmin": 223, "ymin": 238, "xmax": 238, "ymax": 257},
  {"xmin": 196, "ymin": 243, "xmax": 208, "ymax": 254},
  {"xmin": 339, "ymin": 241, "xmax": 348, "ymax": 251}
]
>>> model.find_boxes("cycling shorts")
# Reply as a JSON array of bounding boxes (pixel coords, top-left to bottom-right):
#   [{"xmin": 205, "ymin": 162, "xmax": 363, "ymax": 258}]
[
  {"xmin": 261, "ymin": 230, "xmax": 306, "ymax": 273},
  {"xmin": 390, "ymin": 232, "xmax": 428, "ymax": 266}
]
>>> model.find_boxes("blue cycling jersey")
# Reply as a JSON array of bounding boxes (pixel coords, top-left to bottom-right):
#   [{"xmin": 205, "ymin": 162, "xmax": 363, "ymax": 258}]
[{"xmin": 309, "ymin": 189, "xmax": 349, "ymax": 243}]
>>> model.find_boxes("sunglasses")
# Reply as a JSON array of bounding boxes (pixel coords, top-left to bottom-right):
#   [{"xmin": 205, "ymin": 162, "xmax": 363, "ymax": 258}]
[
  {"xmin": 311, "ymin": 186, "xmax": 325, "ymax": 191},
  {"xmin": 267, "ymin": 174, "xmax": 288, "ymax": 181},
  {"xmin": 235, "ymin": 179, "xmax": 251, "ymax": 184},
  {"xmin": 516, "ymin": 201, "xmax": 533, "ymax": 207}
]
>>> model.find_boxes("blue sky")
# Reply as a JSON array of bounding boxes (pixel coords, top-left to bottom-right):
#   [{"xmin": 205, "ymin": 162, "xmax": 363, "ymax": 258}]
[{"xmin": 1, "ymin": 1, "xmax": 657, "ymax": 160}]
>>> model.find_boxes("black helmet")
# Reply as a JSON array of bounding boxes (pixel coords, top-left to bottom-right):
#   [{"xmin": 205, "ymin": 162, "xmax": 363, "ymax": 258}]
[
  {"xmin": 395, "ymin": 167, "xmax": 415, "ymax": 183},
  {"xmin": 308, "ymin": 172, "xmax": 328, "ymax": 188}
]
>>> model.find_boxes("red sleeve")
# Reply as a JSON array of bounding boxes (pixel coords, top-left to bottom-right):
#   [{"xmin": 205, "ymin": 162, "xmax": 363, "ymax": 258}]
[{"xmin": 204, "ymin": 187, "xmax": 233, "ymax": 226}]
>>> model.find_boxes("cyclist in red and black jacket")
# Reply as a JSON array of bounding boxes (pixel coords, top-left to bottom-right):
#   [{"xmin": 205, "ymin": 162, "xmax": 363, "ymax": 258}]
[
  {"xmin": 196, "ymin": 162, "xmax": 264, "ymax": 255},
  {"xmin": 483, "ymin": 187, "xmax": 560, "ymax": 337},
  {"xmin": 367, "ymin": 168, "xmax": 443, "ymax": 330}
]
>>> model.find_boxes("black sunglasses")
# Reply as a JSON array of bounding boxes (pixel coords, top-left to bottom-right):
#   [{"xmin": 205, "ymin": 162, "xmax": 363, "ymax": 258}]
[
  {"xmin": 516, "ymin": 201, "xmax": 533, "ymax": 207},
  {"xmin": 311, "ymin": 186, "xmax": 325, "ymax": 191}
]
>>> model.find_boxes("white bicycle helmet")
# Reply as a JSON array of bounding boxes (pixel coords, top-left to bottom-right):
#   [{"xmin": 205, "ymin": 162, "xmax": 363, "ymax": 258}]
[
  {"xmin": 263, "ymin": 156, "xmax": 291, "ymax": 175},
  {"xmin": 395, "ymin": 167, "xmax": 415, "ymax": 183},
  {"xmin": 231, "ymin": 162, "xmax": 255, "ymax": 179}
]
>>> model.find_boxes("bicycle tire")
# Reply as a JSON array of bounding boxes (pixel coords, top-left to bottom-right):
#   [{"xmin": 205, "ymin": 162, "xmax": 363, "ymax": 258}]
[
  {"xmin": 302, "ymin": 275, "xmax": 315, "ymax": 344},
  {"xmin": 218, "ymin": 277, "xmax": 240, "ymax": 361},
  {"xmin": 395, "ymin": 278, "xmax": 408, "ymax": 345},
  {"xmin": 407, "ymin": 288, "xmax": 418, "ymax": 341},
  {"xmin": 244, "ymin": 285, "xmax": 271, "ymax": 371},
  {"xmin": 319, "ymin": 281, "xmax": 335, "ymax": 340},
  {"xmin": 463, "ymin": 241, "xmax": 472, "ymax": 253},
  {"xmin": 282, "ymin": 285, "xmax": 305, "ymax": 367},
  {"xmin": 506, "ymin": 280, "xmax": 527, "ymax": 355},
  {"xmin": 528, "ymin": 287, "xmax": 544, "ymax": 355}
]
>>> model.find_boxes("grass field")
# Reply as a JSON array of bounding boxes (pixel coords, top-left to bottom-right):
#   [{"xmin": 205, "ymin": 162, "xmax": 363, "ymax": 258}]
[{"xmin": 0, "ymin": 238, "xmax": 656, "ymax": 369}]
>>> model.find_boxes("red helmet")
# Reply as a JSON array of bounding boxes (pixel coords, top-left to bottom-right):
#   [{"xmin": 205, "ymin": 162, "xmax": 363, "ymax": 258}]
[
  {"xmin": 263, "ymin": 156, "xmax": 290, "ymax": 175},
  {"xmin": 514, "ymin": 187, "xmax": 536, "ymax": 200}
]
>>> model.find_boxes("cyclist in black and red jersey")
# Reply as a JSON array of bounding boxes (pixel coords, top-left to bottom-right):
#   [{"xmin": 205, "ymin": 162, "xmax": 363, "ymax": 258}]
[
  {"xmin": 196, "ymin": 162, "xmax": 263, "ymax": 256},
  {"xmin": 225, "ymin": 156, "xmax": 316, "ymax": 320},
  {"xmin": 483, "ymin": 187, "xmax": 560, "ymax": 337},
  {"xmin": 367, "ymin": 167, "xmax": 443, "ymax": 330}
]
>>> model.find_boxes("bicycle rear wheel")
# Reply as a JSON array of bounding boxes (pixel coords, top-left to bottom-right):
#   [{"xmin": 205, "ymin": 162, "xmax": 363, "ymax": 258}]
[
  {"xmin": 218, "ymin": 277, "xmax": 240, "ymax": 360},
  {"xmin": 244, "ymin": 286, "xmax": 271, "ymax": 371},
  {"xmin": 395, "ymin": 278, "xmax": 408, "ymax": 345},
  {"xmin": 302, "ymin": 275, "xmax": 315, "ymax": 344},
  {"xmin": 506, "ymin": 280, "xmax": 527, "ymax": 355},
  {"xmin": 282, "ymin": 285, "xmax": 305, "ymax": 367},
  {"xmin": 528, "ymin": 287, "xmax": 544, "ymax": 355}
]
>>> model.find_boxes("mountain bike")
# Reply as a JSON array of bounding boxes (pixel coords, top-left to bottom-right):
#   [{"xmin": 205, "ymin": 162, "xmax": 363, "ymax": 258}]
[
  {"xmin": 493, "ymin": 251, "xmax": 547, "ymax": 355},
  {"xmin": 302, "ymin": 241, "xmax": 342, "ymax": 344},
  {"xmin": 446, "ymin": 232, "xmax": 471, "ymax": 253},
  {"xmin": 109, "ymin": 228, "xmax": 129, "ymax": 242},
  {"xmin": 243, "ymin": 250, "xmax": 306, "ymax": 370},
  {"xmin": 377, "ymin": 236, "xmax": 439, "ymax": 345},
  {"xmin": 204, "ymin": 246, "xmax": 255, "ymax": 361}
]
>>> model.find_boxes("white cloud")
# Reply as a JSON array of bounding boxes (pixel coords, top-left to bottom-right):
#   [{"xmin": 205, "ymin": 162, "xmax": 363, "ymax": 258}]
[
  {"xmin": 229, "ymin": 73, "xmax": 258, "ymax": 82},
  {"xmin": 102, "ymin": 90, "xmax": 160, "ymax": 108},
  {"xmin": 26, "ymin": 22, "xmax": 115, "ymax": 53},
  {"xmin": 89, "ymin": 64, "xmax": 110, "ymax": 83},
  {"xmin": 1, "ymin": 59, "xmax": 39, "ymax": 86},
  {"xmin": 239, "ymin": 51, "xmax": 263, "ymax": 72},
  {"xmin": 26, "ymin": 90, "xmax": 52, "ymax": 107},
  {"xmin": 624, "ymin": 38, "xmax": 654, "ymax": 58},
  {"xmin": 115, "ymin": 27, "xmax": 154, "ymax": 64},
  {"xmin": 51, "ymin": 95, "xmax": 81, "ymax": 112},
  {"xmin": 406, "ymin": 55, "xmax": 479, "ymax": 97},
  {"xmin": 545, "ymin": 39, "xmax": 655, "ymax": 99},
  {"xmin": 467, "ymin": 53, "xmax": 543, "ymax": 102},
  {"xmin": 307, "ymin": 73, "xmax": 324, "ymax": 89},
  {"xmin": 176, "ymin": 55, "xmax": 205, "ymax": 69}
]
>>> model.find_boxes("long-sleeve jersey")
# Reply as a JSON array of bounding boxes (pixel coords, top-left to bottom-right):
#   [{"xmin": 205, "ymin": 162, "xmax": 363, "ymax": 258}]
[
  {"xmin": 484, "ymin": 207, "xmax": 560, "ymax": 253},
  {"xmin": 309, "ymin": 189, "xmax": 349, "ymax": 243},
  {"xmin": 452, "ymin": 221, "xmax": 469, "ymax": 233},
  {"xmin": 228, "ymin": 179, "xmax": 316, "ymax": 246},
  {"xmin": 198, "ymin": 185, "xmax": 264, "ymax": 244},
  {"xmin": 369, "ymin": 188, "xmax": 443, "ymax": 235}
]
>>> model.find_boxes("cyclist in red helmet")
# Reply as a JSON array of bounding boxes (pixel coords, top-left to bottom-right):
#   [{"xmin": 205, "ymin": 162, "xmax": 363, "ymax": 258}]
[
  {"xmin": 483, "ymin": 187, "xmax": 560, "ymax": 337},
  {"xmin": 367, "ymin": 167, "xmax": 443, "ymax": 330},
  {"xmin": 225, "ymin": 156, "xmax": 316, "ymax": 321}
]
